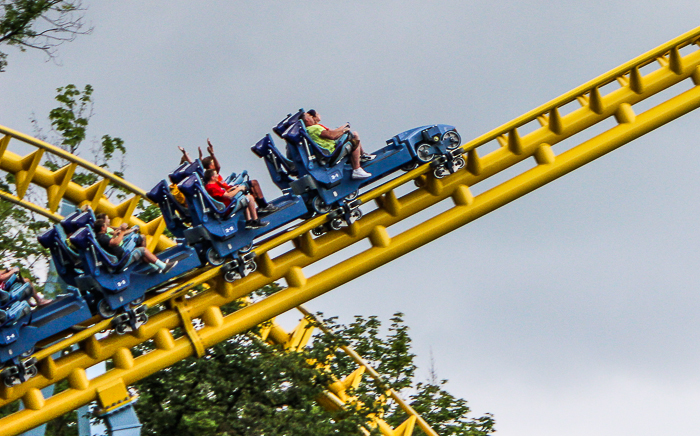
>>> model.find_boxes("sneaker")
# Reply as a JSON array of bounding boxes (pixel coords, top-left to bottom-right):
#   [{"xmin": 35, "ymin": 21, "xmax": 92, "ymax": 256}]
[
  {"xmin": 245, "ymin": 219, "xmax": 269, "ymax": 229},
  {"xmin": 351, "ymin": 168, "xmax": 372, "ymax": 180},
  {"xmin": 160, "ymin": 259, "xmax": 178, "ymax": 274},
  {"xmin": 258, "ymin": 204, "xmax": 279, "ymax": 214},
  {"xmin": 360, "ymin": 153, "xmax": 376, "ymax": 162}
]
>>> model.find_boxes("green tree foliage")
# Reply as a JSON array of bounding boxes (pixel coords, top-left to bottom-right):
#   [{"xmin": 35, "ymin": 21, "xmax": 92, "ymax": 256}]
[
  {"xmin": 33, "ymin": 83, "xmax": 127, "ymax": 189},
  {"xmin": 130, "ymin": 302, "xmax": 495, "ymax": 436},
  {"xmin": 0, "ymin": 84, "xmax": 127, "ymax": 286},
  {"xmin": 0, "ymin": 195, "xmax": 49, "ymax": 279},
  {"xmin": 0, "ymin": 0, "xmax": 90, "ymax": 72},
  {"xmin": 308, "ymin": 312, "xmax": 496, "ymax": 436}
]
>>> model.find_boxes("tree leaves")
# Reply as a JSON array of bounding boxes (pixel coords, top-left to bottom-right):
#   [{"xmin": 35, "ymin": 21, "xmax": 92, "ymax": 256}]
[{"xmin": 0, "ymin": 1, "xmax": 91, "ymax": 72}]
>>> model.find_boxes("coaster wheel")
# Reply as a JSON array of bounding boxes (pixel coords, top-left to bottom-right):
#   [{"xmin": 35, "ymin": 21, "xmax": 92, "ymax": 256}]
[
  {"xmin": 415, "ymin": 143, "xmax": 434, "ymax": 163},
  {"xmin": 115, "ymin": 323, "xmax": 128, "ymax": 335},
  {"xmin": 443, "ymin": 130, "xmax": 462, "ymax": 150},
  {"xmin": 329, "ymin": 217, "xmax": 344, "ymax": 231},
  {"xmin": 350, "ymin": 208, "xmax": 363, "ymax": 222},
  {"xmin": 433, "ymin": 166, "xmax": 450, "ymax": 179},
  {"xmin": 401, "ymin": 161, "xmax": 419, "ymax": 171},
  {"xmin": 238, "ymin": 242, "xmax": 253, "ymax": 254},
  {"xmin": 312, "ymin": 196, "xmax": 332, "ymax": 215},
  {"xmin": 98, "ymin": 299, "xmax": 116, "ymax": 318},
  {"xmin": 451, "ymin": 156, "xmax": 466, "ymax": 172},
  {"xmin": 207, "ymin": 248, "xmax": 225, "ymax": 266},
  {"xmin": 244, "ymin": 260, "xmax": 257, "ymax": 275},
  {"xmin": 224, "ymin": 270, "xmax": 241, "ymax": 283}
]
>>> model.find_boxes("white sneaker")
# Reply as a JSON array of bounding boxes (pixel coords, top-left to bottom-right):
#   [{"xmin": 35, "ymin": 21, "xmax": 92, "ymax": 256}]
[{"xmin": 351, "ymin": 168, "xmax": 371, "ymax": 179}]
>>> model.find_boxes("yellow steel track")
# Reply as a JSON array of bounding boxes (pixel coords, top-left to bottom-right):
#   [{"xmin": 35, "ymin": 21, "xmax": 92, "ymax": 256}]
[{"xmin": 0, "ymin": 25, "xmax": 699, "ymax": 435}]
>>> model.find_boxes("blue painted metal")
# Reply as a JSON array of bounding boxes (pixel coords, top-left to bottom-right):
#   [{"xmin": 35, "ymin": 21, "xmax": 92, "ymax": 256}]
[
  {"xmin": 178, "ymin": 171, "xmax": 309, "ymax": 267},
  {"xmin": 69, "ymin": 226, "xmax": 203, "ymax": 313},
  {"xmin": 0, "ymin": 286, "xmax": 92, "ymax": 385},
  {"xmin": 259, "ymin": 109, "xmax": 461, "ymax": 212}
]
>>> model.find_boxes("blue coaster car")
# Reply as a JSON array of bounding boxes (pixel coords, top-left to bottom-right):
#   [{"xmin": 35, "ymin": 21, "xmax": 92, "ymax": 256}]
[
  {"xmin": 38, "ymin": 208, "xmax": 95, "ymax": 287},
  {"xmin": 255, "ymin": 109, "xmax": 463, "ymax": 227},
  {"xmin": 146, "ymin": 160, "xmax": 204, "ymax": 239},
  {"xmin": 0, "ymin": 286, "xmax": 92, "ymax": 387},
  {"xmin": 68, "ymin": 225, "xmax": 203, "ymax": 326},
  {"xmin": 177, "ymin": 171, "xmax": 309, "ymax": 281}
]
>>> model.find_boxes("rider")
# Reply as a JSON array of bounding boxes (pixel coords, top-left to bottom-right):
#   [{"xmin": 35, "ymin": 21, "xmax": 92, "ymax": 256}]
[
  {"xmin": 179, "ymin": 140, "xmax": 277, "ymax": 213},
  {"xmin": 0, "ymin": 267, "xmax": 51, "ymax": 307},
  {"xmin": 94, "ymin": 220, "xmax": 177, "ymax": 273},
  {"xmin": 95, "ymin": 213, "xmax": 146, "ymax": 252},
  {"xmin": 203, "ymin": 169, "xmax": 269, "ymax": 230},
  {"xmin": 302, "ymin": 110, "xmax": 374, "ymax": 180}
]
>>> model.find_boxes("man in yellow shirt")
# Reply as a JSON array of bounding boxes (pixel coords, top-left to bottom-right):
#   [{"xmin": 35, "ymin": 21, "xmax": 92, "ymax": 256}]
[{"xmin": 302, "ymin": 110, "xmax": 374, "ymax": 180}]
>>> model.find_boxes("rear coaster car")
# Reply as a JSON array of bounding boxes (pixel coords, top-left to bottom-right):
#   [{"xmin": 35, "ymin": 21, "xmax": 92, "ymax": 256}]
[{"xmin": 0, "ymin": 286, "xmax": 91, "ymax": 387}]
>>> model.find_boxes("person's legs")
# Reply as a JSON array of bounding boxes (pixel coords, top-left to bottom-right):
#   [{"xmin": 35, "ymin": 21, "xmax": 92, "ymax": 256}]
[
  {"xmin": 350, "ymin": 146, "xmax": 361, "ymax": 169},
  {"xmin": 127, "ymin": 247, "xmax": 176, "ymax": 273},
  {"xmin": 23, "ymin": 278, "xmax": 51, "ymax": 306},
  {"xmin": 246, "ymin": 194, "xmax": 258, "ymax": 220},
  {"xmin": 244, "ymin": 194, "xmax": 269, "ymax": 229},
  {"xmin": 248, "ymin": 180, "xmax": 270, "ymax": 208}
]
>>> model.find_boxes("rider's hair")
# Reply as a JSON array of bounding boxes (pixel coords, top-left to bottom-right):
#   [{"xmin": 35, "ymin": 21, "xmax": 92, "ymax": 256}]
[
  {"xmin": 203, "ymin": 169, "xmax": 217, "ymax": 183},
  {"xmin": 202, "ymin": 156, "xmax": 214, "ymax": 169},
  {"xmin": 307, "ymin": 109, "xmax": 317, "ymax": 117},
  {"xmin": 94, "ymin": 219, "xmax": 106, "ymax": 233}
]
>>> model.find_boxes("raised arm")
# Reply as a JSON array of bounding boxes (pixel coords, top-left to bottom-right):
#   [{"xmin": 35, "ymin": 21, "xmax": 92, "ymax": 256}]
[
  {"xmin": 206, "ymin": 139, "xmax": 222, "ymax": 173},
  {"xmin": 178, "ymin": 146, "xmax": 193, "ymax": 164}
]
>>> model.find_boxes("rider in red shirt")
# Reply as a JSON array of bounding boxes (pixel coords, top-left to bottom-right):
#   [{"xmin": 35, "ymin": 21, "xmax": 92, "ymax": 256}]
[{"xmin": 203, "ymin": 169, "xmax": 268, "ymax": 230}]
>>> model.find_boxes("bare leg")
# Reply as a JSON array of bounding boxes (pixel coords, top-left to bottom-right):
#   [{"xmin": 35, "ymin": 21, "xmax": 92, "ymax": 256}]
[
  {"xmin": 142, "ymin": 249, "xmax": 160, "ymax": 264},
  {"xmin": 350, "ymin": 147, "xmax": 361, "ymax": 169},
  {"xmin": 246, "ymin": 194, "xmax": 259, "ymax": 220},
  {"xmin": 351, "ymin": 132, "xmax": 364, "ymax": 154},
  {"xmin": 25, "ymin": 278, "xmax": 51, "ymax": 306},
  {"xmin": 248, "ymin": 180, "xmax": 268, "ymax": 207}
]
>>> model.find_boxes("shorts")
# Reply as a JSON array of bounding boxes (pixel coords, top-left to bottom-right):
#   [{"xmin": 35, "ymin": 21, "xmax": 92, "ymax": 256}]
[
  {"xmin": 124, "ymin": 247, "xmax": 146, "ymax": 268},
  {"xmin": 334, "ymin": 132, "xmax": 352, "ymax": 150}
]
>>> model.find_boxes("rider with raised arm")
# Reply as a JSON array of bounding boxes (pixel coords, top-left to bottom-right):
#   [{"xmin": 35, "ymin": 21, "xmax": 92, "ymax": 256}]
[
  {"xmin": 178, "ymin": 140, "xmax": 277, "ymax": 214},
  {"xmin": 302, "ymin": 110, "xmax": 374, "ymax": 180}
]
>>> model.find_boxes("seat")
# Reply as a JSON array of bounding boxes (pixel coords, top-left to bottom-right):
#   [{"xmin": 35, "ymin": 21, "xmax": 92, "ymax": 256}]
[
  {"xmin": 69, "ymin": 227, "xmax": 130, "ymax": 275},
  {"xmin": 147, "ymin": 179, "xmax": 191, "ymax": 237},
  {"xmin": 169, "ymin": 160, "xmax": 204, "ymax": 185},
  {"xmin": 38, "ymin": 225, "xmax": 85, "ymax": 285},
  {"xmin": 61, "ymin": 208, "xmax": 96, "ymax": 235},
  {"xmin": 282, "ymin": 120, "xmax": 351, "ymax": 168},
  {"xmin": 252, "ymin": 134, "xmax": 298, "ymax": 190}
]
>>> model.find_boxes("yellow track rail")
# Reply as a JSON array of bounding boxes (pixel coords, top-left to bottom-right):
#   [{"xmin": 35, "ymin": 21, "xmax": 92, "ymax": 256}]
[{"xmin": 0, "ymin": 25, "xmax": 699, "ymax": 435}]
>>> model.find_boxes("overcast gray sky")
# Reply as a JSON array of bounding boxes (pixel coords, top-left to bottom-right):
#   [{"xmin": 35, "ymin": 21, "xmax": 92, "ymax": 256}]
[{"xmin": 2, "ymin": 2, "xmax": 700, "ymax": 435}]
